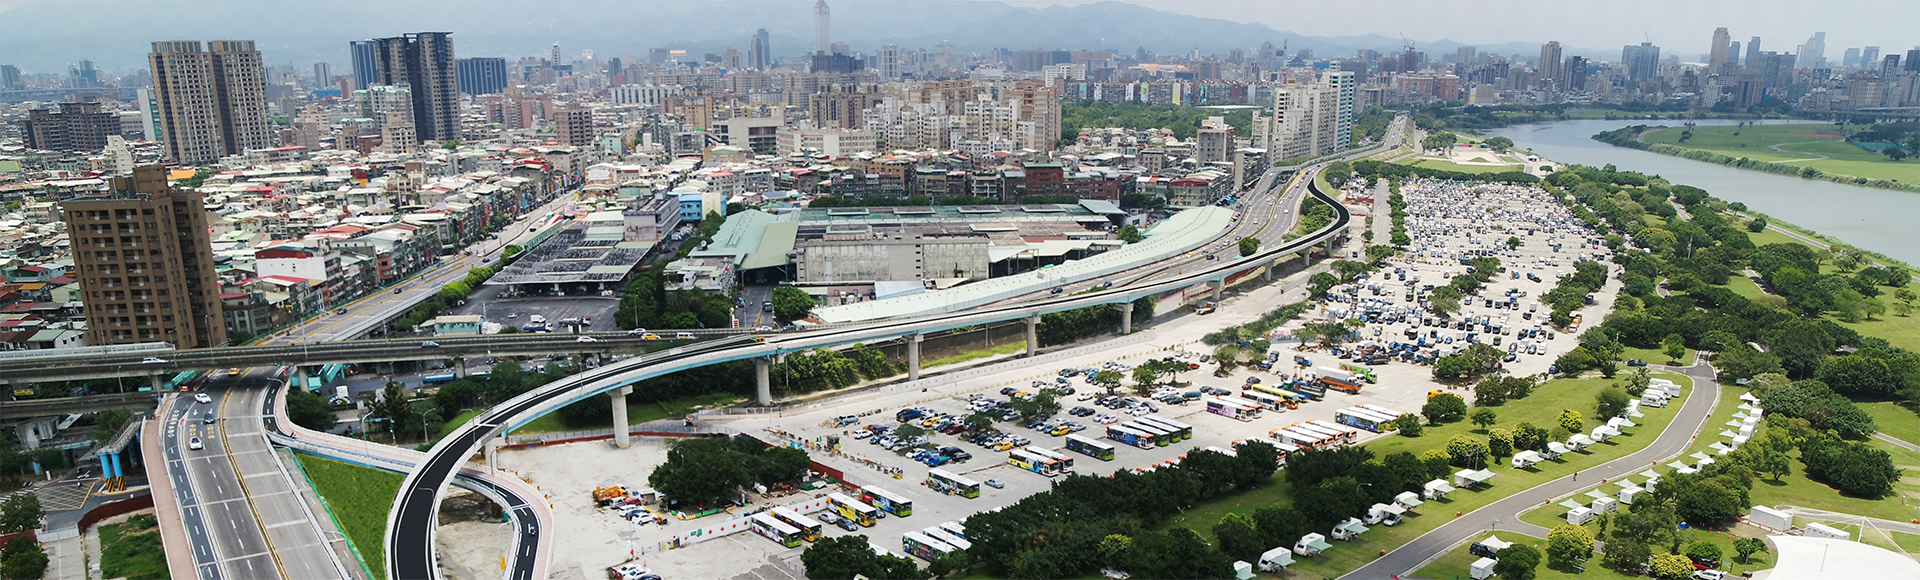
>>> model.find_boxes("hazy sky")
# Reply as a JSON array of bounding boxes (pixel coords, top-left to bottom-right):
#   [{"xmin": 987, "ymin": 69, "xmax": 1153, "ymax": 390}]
[{"xmin": 1008, "ymin": 0, "xmax": 1920, "ymax": 56}]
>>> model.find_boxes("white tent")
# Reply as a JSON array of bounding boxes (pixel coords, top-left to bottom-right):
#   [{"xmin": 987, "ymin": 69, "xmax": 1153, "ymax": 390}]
[
  {"xmin": 1739, "ymin": 392, "xmax": 1760, "ymax": 403},
  {"xmin": 1771, "ymin": 536, "xmax": 1920, "ymax": 580},
  {"xmin": 1395, "ymin": 491, "xmax": 1425, "ymax": 510}
]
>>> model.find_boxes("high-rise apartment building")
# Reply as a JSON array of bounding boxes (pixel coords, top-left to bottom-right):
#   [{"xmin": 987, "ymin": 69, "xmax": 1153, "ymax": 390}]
[
  {"xmin": 0, "ymin": 64, "xmax": 20, "ymax": 89},
  {"xmin": 456, "ymin": 57, "xmax": 508, "ymax": 95},
  {"xmin": 148, "ymin": 40, "xmax": 272, "ymax": 165},
  {"xmin": 1456, "ymin": 46, "xmax": 1477, "ymax": 67},
  {"xmin": 749, "ymin": 29, "xmax": 772, "ymax": 70},
  {"xmin": 1906, "ymin": 49, "xmax": 1920, "ymax": 73},
  {"xmin": 1799, "ymin": 32, "xmax": 1826, "ymax": 69},
  {"xmin": 879, "ymin": 45, "xmax": 901, "ymax": 80},
  {"xmin": 370, "ymin": 32, "xmax": 459, "ymax": 142},
  {"xmin": 23, "ymin": 102, "xmax": 121, "ymax": 152},
  {"xmin": 350, "ymin": 40, "xmax": 380, "ymax": 90},
  {"xmin": 1253, "ymin": 78, "xmax": 1342, "ymax": 160},
  {"xmin": 1709, "ymin": 28, "xmax": 1732, "ymax": 73},
  {"xmin": 66, "ymin": 165, "xmax": 224, "ymax": 348},
  {"xmin": 1325, "ymin": 70, "xmax": 1355, "ymax": 149},
  {"xmin": 1862, "ymin": 47, "xmax": 1881, "ymax": 72},
  {"xmin": 1195, "ymin": 118, "xmax": 1231, "ymax": 164},
  {"xmin": 554, "ymin": 106, "xmax": 594, "ymax": 147},
  {"xmin": 1746, "ymin": 37, "xmax": 1764, "ymax": 70},
  {"xmin": 1729, "ymin": 41, "xmax": 1742, "ymax": 67},
  {"xmin": 1563, "ymin": 56, "xmax": 1589, "ymax": 90},
  {"xmin": 1009, "ymin": 80, "xmax": 1061, "ymax": 152},
  {"xmin": 1538, "ymin": 41, "xmax": 1563, "ymax": 88},
  {"xmin": 814, "ymin": 0, "xmax": 831, "ymax": 55},
  {"xmin": 313, "ymin": 62, "xmax": 332, "ymax": 87},
  {"xmin": 1887, "ymin": 54, "xmax": 1905, "ymax": 77}
]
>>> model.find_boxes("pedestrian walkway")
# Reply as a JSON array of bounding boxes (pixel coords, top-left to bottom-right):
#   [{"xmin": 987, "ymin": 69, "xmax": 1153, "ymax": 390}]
[{"xmin": 1775, "ymin": 505, "xmax": 1920, "ymax": 537}]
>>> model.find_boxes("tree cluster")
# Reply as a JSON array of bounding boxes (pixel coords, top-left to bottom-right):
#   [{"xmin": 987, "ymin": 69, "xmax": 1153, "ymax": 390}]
[
  {"xmin": 648, "ymin": 436, "xmax": 811, "ymax": 508},
  {"xmin": 962, "ymin": 440, "xmax": 1280, "ymax": 579},
  {"xmin": 1288, "ymin": 446, "xmax": 1451, "ymax": 529},
  {"xmin": 800, "ymin": 534, "xmax": 931, "ymax": 580}
]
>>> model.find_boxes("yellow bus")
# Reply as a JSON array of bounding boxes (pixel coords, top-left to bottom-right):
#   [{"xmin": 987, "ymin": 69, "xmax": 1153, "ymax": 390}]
[
  {"xmin": 827, "ymin": 492, "xmax": 878, "ymax": 527},
  {"xmin": 770, "ymin": 507, "xmax": 823, "ymax": 542}
]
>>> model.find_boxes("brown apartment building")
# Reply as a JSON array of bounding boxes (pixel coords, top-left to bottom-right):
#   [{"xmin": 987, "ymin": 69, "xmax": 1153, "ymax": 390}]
[
  {"xmin": 148, "ymin": 40, "xmax": 272, "ymax": 165},
  {"xmin": 65, "ymin": 166, "xmax": 225, "ymax": 348}
]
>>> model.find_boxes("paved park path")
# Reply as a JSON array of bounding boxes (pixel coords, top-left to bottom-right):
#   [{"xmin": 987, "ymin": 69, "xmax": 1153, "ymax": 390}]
[{"xmin": 1343, "ymin": 362, "xmax": 1723, "ymax": 580}]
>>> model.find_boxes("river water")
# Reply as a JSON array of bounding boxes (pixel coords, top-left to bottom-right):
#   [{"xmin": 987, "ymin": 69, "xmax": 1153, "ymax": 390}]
[{"xmin": 1484, "ymin": 119, "xmax": 1920, "ymax": 265}]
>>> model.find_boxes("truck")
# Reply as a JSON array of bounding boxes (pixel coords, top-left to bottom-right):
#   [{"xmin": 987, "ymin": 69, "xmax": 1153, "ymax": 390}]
[
  {"xmin": 1316, "ymin": 367, "xmax": 1364, "ymax": 394},
  {"xmin": 1336, "ymin": 363, "xmax": 1378, "ymax": 383}
]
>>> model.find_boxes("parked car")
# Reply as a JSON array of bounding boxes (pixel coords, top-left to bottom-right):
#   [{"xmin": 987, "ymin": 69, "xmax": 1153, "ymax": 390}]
[{"xmin": 984, "ymin": 478, "xmax": 1005, "ymax": 489}]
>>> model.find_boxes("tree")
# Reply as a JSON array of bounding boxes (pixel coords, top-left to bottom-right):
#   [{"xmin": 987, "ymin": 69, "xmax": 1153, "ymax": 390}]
[
  {"xmin": 1596, "ymin": 386, "xmax": 1631, "ymax": 419},
  {"xmin": 0, "ymin": 536, "xmax": 46, "ymax": 580},
  {"xmin": 1663, "ymin": 335, "xmax": 1688, "ymax": 363},
  {"xmin": 1433, "ymin": 355, "xmax": 1476, "ymax": 380},
  {"xmin": 770, "ymin": 286, "xmax": 815, "ymax": 322},
  {"xmin": 1307, "ymin": 272, "xmax": 1340, "ymax": 299},
  {"xmin": 1422, "ymin": 393, "xmax": 1467, "ymax": 423},
  {"xmin": 1118, "ymin": 225, "xmax": 1143, "ymax": 244},
  {"xmin": 1733, "ymin": 537, "xmax": 1768, "ymax": 563},
  {"xmin": 893, "ymin": 424, "xmax": 927, "ymax": 441},
  {"xmin": 1684, "ymin": 541, "xmax": 1723, "ymax": 568},
  {"xmin": 1212, "ymin": 513, "xmax": 1263, "ymax": 562},
  {"xmin": 1430, "ymin": 286, "xmax": 1462, "ymax": 317},
  {"xmin": 963, "ymin": 411, "xmax": 997, "ymax": 433},
  {"xmin": 1715, "ymin": 346, "xmax": 1784, "ymax": 381},
  {"xmin": 364, "ymin": 381, "xmax": 418, "ymax": 442},
  {"xmin": 1494, "ymin": 544, "xmax": 1541, "ymax": 580},
  {"xmin": 1446, "ymin": 435, "xmax": 1489, "ymax": 468},
  {"xmin": 1090, "ymin": 370, "xmax": 1123, "ymax": 391},
  {"xmin": 802, "ymin": 535, "xmax": 886, "ymax": 580},
  {"xmin": 1250, "ymin": 506, "xmax": 1310, "ymax": 552},
  {"xmin": 286, "ymin": 387, "xmax": 339, "ymax": 432},
  {"xmin": 1238, "ymin": 236, "xmax": 1260, "ymax": 257},
  {"xmin": 1393, "ymin": 413, "xmax": 1424, "ymax": 437},
  {"xmin": 1365, "ymin": 244, "xmax": 1397, "ymax": 263},
  {"xmin": 1650, "ymin": 553, "xmax": 1695, "ymax": 579},
  {"xmin": 1512, "ymin": 422, "xmax": 1550, "ymax": 451},
  {"xmin": 1546, "ymin": 524, "xmax": 1595, "ymax": 570},
  {"xmin": 1747, "ymin": 218, "xmax": 1768, "ymax": 233},
  {"xmin": 1484, "ymin": 136, "xmax": 1515, "ymax": 152},
  {"xmin": 1557, "ymin": 409, "xmax": 1585, "ymax": 436},
  {"xmin": 647, "ymin": 437, "xmax": 749, "ymax": 507},
  {"xmin": 1603, "ymin": 538, "xmax": 1651, "ymax": 573},
  {"xmin": 0, "ymin": 495, "xmax": 40, "ymax": 534},
  {"xmin": 927, "ymin": 551, "xmax": 969, "ymax": 578},
  {"xmin": 1474, "ymin": 377, "xmax": 1508, "ymax": 406},
  {"xmin": 1487, "ymin": 428, "xmax": 1515, "ymax": 458},
  {"xmin": 1469, "ymin": 408, "xmax": 1498, "ymax": 431}
]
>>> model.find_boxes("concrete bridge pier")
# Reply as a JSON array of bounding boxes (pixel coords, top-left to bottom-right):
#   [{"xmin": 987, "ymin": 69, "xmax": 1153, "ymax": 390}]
[
  {"xmin": 609, "ymin": 385, "xmax": 634, "ymax": 448},
  {"xmin": 296, "ymin": 366, "xmax": 311, "ymax": 391},
  {"xmin": 1210, "ymin": 278, "xmax": 1226, "ymax": 301},
  {"xmin": 755, "ymin": 357, "xmax": 773, "ymax": 405},
  {"xmin": 1024, "ymin": 316, "xmax": 1039, "ymax": 357},
  {"xmin": 1116, "ymin": 302, "xmax": 1134, "ymax": 335},
  {"xmin": 149, "ymin": 374, "xmax": 163, "ymax": 392},
  {"xmin": 453, "ymin": 358, "xmax": 465, "ymax": 378},
  {"xmin": 907, "ymin": 334, "xmax": 924, "ymax": 381},
  {"xmin": 485, "ymin": 437, "xmax": 504, "ymax": 471}
]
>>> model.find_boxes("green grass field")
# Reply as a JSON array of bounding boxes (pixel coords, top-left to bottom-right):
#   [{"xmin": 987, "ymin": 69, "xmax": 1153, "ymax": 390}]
[
  {"xmin": 1417, "ymin": 524, "xmax": 1773, "ymax": 580},
  {"xmin": 1619, "ymin": 346, "xmax": 1695, "ymax": 366},
  {"xmin": 1750, "ymin": 436, "xmax": 1920, "ymax": 522},
  {"xmin": 295, "ymin": 453, "xmax": 404, "ymax": 580},
  {"xmin": 99, "ymin": 514, "xmax": 170, "ymax": 580},
  {"xmin": 1811, "ymin": 521, "xmax": 1920, "ymax": 553},
  {"xmin": 1641, "ymin": 124, "xmax": 1920, "ymax": 183},
  {"xmin": 440, "ymin": 391, "xmax": 748, "ymax": 439},
  {"xmin": 1861, "ymin": 402, "xmax": 1920, "ymax": 447},
  {"xmin": 1162, "ymin": 373, "xmax": 1691, "ymax": 579},
  {"xmin": 1395, "ymin": 158, "xmax": 1520, "ymax": 174}
]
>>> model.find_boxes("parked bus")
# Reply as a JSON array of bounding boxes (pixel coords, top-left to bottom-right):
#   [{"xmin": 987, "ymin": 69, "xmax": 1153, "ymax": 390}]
[
  {"xmin": 1334, "ymin": 407, "xmax": 1396, "ymax": 432},
  {"xmin": 1206, "ymin": 398, "xmax": 1260, "ymax": 421},
  {"xmin": 1272, "ymin": 441, "xmax": 1301, "ymax": 467},
  {"xmin": 1203, "ymin": 445, "xmax": 1238, "ymax": 457},
  {"xmin": 422, "ymin": 373, "xmax": 457, "ymax": 385},
  {"xmin": 770, "ymin": 507, "xmax": 823, "ymax": 542},
  {"xmin": 923, "ymin": 527, "xmax": 973, "ymax": 552},
  {"xmin": 1308, "ymin": 420, "xmax": 1361, "ymax": 444},
  {"xmin": 1123, "ymin": 421, "xmax": 1174, "ymax": 446},
  {"xmin": 1105, "ymin": 425, "xmax": 1156, "ymax": 449},
  {"xmin": 939, "ymin": 521, "xmax": 968, "ymax": 541},
  {"xmin": 859, "ymin": 486, "xmax": 913, "ymax": 517},
  {"xmin": 1357, "ymin": 404, "xmax": 1406, "ymax": 420},
  {"xmin": 1238, "ymin": 389, "xmax": 1289, "ymax": 411},
  {"xmin": 1065, "ymin": 434, "xmax": 1118, "ymax": 461},
  {"xmin": 1008, "ymin": 448, "xmax": 1062, "ymax": 476},
  {"xmin": 827, "ymin": 493, "xmax": 878, "ymax": 527},
  {"xmin": 1251, "ymin": 380, "xmax": 1319, "ymax": 402},
  {"xmin": 926, "ymin": 468, "xmax": 981, "ymax": 499},
  {"xmin": 750, "ymin": 512, "xmax": 804, "ymax": 548},
  {"xmin": 1290, "ymin": 422, "xmax": 1347, "ymax": 445},
  {"xmin": 1215, "ymin": 394, "xmax": 1267, "ymax": 412},
  {"xmin": 1022, "ymin": 446, "xmax": 1075, "ymax": 473},
  {"xmin": 1141, "ymin": 415, "xmax": 1195, "ymax": 441},
  {"xmin": 902, "ymin": 531, "xmax": 957, "ymax": 562},
  {"xmin": 1270, "ymin": 426, "xmax": 1336, "ymax": 449}
]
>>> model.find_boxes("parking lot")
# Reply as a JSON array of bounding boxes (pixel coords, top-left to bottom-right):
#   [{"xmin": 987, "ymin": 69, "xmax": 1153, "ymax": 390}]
[{"xmin": 457, "ymin": 179, "xmax": 1629, "ymax": 580}]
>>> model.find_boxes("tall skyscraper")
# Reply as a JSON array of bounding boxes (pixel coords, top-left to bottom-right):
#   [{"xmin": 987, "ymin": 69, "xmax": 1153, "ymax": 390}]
[
  {"xmin": 1709, "ymin": 28, "xmax": 1732, "ymax": 73},
  {"xmin": 1862, "ymin": 47, "xmax": 1881, "ymax": 72},
  {"xmin": 456, "ymin": 57, "xmax": 507, "ymax": 95},
  {"xmin": 814, "ymin": 0, "xmax": 831, "ymax": 55},
  {"xmin": 1746, "ymin": 37, "xmax": 1763, "ymax": 70},
  {"xmin": 1622, "ymin": 42, "xmax": 1661, "ymax": 82},
  {"xmin": 148, "ymin": 40, "xmax": 271, "ymax": 165},
  {"xmin": 1842, "ymin": 48, "xmax": 1861, "ymax": 67},
  {"xmin": 371, "ymin": 32, "xmax": 459, "ymax": 142},
  {"xmin": 1456, "ymin": 46, "xmax": 1477, "ymax": 67},
  {"xmin": 313, "ymin": 62, "xmax": 332, "ymax": 87},
  {"xmin": 0, "ymin": 64, "xmax": 20, "ymax": 90},
  {"xmin": 1538, "ymin": 41, "xmax": 1563, "ymax": 88},
  {"xmin": 350, "ymin": 40, "xmax": 380, "ymax": 90},
  {"xmin": 749, "ymin": 29, "xmax": 771, "ymax": 70},
  {"xmin": 1906, "ymin": 48, "xmax": 1920, "ymax": 73},
  {"xmin": 879, "ymin": 44, "xmax": 901, "ymax": 80},
  {"xmin": 1885, "ymin": 54, "xmax": 1903, "ymax": 77},
  {"xmin": 551, "ymin": 42, "xmax": 562, "ymax": 66},
  {"xmin": 1325, "ymin": 69, "xmax": 1356, "ymax": 150},
  {"xmin": 66, "ymin": 165, "xmax": 225, "ymax": 348},
  {"xmin": 1563, "ymin": 56, "xmax": 1589, "ymax": 90},
  {"xmin": 1799, "ymin": 32, "xmax": 1826, "ymax": 68},
  {"xmin": 1729, "ymin": 41, "xmax": 1742, "ymax": 67}
]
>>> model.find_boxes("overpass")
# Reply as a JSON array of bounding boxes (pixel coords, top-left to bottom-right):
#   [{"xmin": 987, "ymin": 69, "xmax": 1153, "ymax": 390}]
[
  {"xmin": 0, "ymin": 392, "xmax": 162, "ymax": 419},
  {"xmin": 385, "ymin": 173, "xmax": 1354, "ymax": 580}
]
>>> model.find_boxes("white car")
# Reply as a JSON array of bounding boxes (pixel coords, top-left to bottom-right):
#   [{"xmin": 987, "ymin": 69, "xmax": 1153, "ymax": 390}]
[
  {"xmin": 755, "ymin": 326, "xmax": 774, "ymax": 332},
  {"xmin": 194, "ymin": 393, "xmax": 212, "ymax": 404},
  {"xmin": 675, "ymin": 332, "xmax": 695, "ymax": 339},
  {"xmin": 141, "ymin": 357, "xmax": 168, "ymax": 364},
  {"xmin": 576, "ymin": 336, "xmax": 600, "ymax": 343},
  {"xmin": 627, "ymin": 328, "xmax": 648, "ymax": 336},
  {"xmin": 188, "ymin": 437, "xmax": 203, "ymax": 450}
]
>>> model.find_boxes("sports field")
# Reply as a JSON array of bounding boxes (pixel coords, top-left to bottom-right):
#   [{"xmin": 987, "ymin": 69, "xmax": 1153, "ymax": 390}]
[{"xmin": 1641, "ymin": 124, "xmax": 1920, "ymax": 183}]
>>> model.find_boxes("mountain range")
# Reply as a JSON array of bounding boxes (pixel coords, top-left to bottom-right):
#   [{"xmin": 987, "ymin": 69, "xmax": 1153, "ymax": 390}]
[{"xmin": 0, "ymin": 0, "xmax": 1611, "ymax": 74}]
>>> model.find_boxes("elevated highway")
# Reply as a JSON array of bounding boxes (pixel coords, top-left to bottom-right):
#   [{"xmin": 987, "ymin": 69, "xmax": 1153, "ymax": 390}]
[{"xmin": 387, "ymin": 171, "xmax": 1355, "ymax": 580}]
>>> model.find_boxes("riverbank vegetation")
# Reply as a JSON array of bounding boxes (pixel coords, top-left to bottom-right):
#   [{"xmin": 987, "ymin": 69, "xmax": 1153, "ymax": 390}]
[{"xmin": 1593, "ymin": 125, "xmax": 1920, "ymax": 194}]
